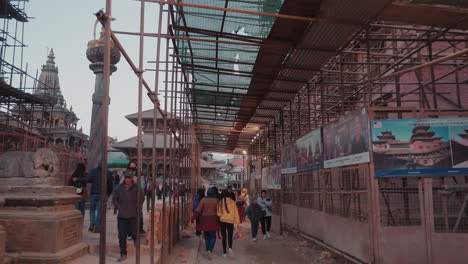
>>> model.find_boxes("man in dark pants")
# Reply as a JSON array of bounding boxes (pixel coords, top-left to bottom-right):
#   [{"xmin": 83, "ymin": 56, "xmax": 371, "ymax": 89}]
[{"xmin": 113, "ymin": 172, "xmax": 144, "ymax": 262}]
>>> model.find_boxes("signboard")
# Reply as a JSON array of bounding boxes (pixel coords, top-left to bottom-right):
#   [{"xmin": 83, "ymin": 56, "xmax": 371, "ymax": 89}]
[
  {"xmin": 295, "ymin": 129, "xmax": 323, "ymax": 172},
  {"xmin": 281, "ymin": 143, "xmax": 297, "ymax": 174},
  {"xmin": 262, "ymin": 164, "xmax": 281, "ymax": 189},
  {"xmin": 323, "ymin": 108, "xmax": 370, "ymax": 168},
  {"xmin": 371, "ymin": 118, "xmax": 468, "ymax": 177}
]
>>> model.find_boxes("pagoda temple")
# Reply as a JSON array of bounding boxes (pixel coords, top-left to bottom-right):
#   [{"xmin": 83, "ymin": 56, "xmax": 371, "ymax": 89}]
[
  {"xmin": 372, "ymin": 124, "xmax": 450, "ymax": 169},
  {"xmin": 112, "ymin": 109, "xmax": 180, "ymax": 177}
]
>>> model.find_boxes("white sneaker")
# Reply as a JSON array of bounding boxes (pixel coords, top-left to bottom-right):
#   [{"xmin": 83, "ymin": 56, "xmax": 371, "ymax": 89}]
[
  {"xmin": 253, "ymin": 237, "xmax": 257, "ymax": 242},
  {"xmin": 263, "ymin": 234, "xmax": 267, "ymax": 240},
  {"xmin": 222, "ymin": 254, "xmax": 227, "ymax": 258},
  {"xmin": 266, "ymin": 232, "xmax": 271, "ymax": 238},
  {"xmin": 228, "ymin": 248, "xmax": 234, "ymax": 257}
]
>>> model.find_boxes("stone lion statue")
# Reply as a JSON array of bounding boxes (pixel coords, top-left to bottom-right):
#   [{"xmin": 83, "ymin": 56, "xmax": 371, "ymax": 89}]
[{"xmin": 0, "ymin": 148, "xmax": 60, "ymax": 186}]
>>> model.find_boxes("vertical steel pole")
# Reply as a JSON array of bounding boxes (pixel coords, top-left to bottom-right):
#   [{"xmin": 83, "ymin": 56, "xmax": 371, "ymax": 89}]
[
  {"xmin": 164, "ymin": 12, "xmax": 175, "ymax": 246},
  {"xmin": 171, "ymin": 52, "xmax": 178, "ymax": 240},
  {"xmin": 175, "ymin": 64, "xmax": 185, "ymax": 239},
  {"xmin": 153, "ymin": 1, "xmax": 165, "ymax": 262},
  {"xmin": 297, "ymin": 93, "xmax": 302, "ymax": 136},
  {"xmin": 427, "ymin": 40, "xmax": 438, "ymax": 109},
  {"xmin": 289, "ymin": 102, "xmax": 293, "ymax": 141},
  {"xmin": 162, "ymin": 26, "xmax": 170, "ymax": 256},
  {"xmin": 99, "ymin": 1, "xmax": 113, "ymax": 263},
  {"xmin": 135, "ymin": 0, "xmax": 146, "ymax": 262},
  {"xmin": 307, "ymin": 83, "xmax": 312, "ymax": 131},
  {"xmin": 339, "ymin": 57, "xmax": 345, "ymax": 116},
  {"xmin": 150, "ymin": 92, "xmax": 157, "ymax": 264}
]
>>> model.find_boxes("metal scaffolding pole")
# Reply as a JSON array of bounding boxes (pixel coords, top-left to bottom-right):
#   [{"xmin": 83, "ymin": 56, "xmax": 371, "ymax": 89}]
[{"xmin": 99, "ymin": 1, "xmax": 112, "ymax": 263}]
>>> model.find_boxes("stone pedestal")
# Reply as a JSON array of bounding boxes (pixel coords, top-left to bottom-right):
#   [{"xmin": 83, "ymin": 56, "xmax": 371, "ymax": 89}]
[{"xmin": 0, "ymin": 186, "xmax": 87, "ymax": 264}]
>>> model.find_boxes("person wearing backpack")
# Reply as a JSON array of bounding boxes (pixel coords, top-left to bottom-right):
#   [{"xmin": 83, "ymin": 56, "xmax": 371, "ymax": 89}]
[
  {"xmin": 195, "ymin": 187, "xmax": 219, "ymax": 260},
  {"xmin": 246, "ymin": 196, "xmax": 263, "ymax": 242}
]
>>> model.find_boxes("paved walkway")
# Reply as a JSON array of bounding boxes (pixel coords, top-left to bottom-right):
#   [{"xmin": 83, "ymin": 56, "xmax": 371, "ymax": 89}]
[
  {"xmin": 71, "ymin": 201, "xmax": 343, "ymax": 264},
  {"xmin": 169, "ymin": 222, "xmax": 343, "ymax": 264},
  {"xmin": 71, "ymin": 200, "xmax": 159, "ymax": 264}
]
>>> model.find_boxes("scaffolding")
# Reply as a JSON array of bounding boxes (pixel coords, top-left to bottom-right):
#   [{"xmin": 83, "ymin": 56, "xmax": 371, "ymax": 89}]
[
  {"xmin": 0, "ymin": 0, "xmax": 88, "ymax": 194},
  {"xmin": 92, "ymin": 0, "xmax": 468, "ymax": 263},
  {"xmin": 0, "ymin": 0, "xmax": 82, "ymax": 151}
]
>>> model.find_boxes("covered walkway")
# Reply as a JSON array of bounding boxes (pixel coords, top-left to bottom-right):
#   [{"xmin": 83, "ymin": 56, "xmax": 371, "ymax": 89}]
[{"xmin": 87, "ymin": 0, "xmax": 468, "ymax": 263}]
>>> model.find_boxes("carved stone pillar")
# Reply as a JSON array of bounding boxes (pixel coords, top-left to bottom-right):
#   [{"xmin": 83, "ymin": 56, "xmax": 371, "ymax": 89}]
[{"xmin": 86, "ymin": 35, "xmax": 121, "ymax": 170}]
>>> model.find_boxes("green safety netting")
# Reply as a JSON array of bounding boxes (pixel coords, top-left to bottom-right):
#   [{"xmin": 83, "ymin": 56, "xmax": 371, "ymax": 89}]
[{"xmin": 174, "ymin": 0, "xmax": 283, "ymax": 149}]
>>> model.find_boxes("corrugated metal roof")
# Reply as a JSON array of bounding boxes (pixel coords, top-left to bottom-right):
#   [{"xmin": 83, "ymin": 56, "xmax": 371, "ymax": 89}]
[{"xmin": 173, "ymin": 0, "xmax": 394, "ymax": 151}]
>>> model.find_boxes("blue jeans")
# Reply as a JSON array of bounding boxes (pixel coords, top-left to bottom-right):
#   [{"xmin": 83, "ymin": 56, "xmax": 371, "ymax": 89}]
[
  {"xmin": 90, "ymin": 194, "xmax": 102, "ymax": 229},
  {"xmin": 75, "ymin": 199, "xmax": 86, "ymax": 216},
  {"xmin": 204, "ymin": 231, "xmax": 216, "ymax": 252}
]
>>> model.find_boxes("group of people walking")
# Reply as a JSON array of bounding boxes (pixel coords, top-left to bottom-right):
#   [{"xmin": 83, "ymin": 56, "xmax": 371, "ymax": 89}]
[
  {"xmin": 70, "ymin": 161, "xmax": 274, "ymax": 262},
  {"xmin": 192, "ymin": 186, "xmax": 273, "ymax": 260}
]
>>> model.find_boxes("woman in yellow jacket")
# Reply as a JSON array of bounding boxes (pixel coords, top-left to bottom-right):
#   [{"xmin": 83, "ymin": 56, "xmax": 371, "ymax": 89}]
[{"xmin": 217, "ymin": 189, "xmax": 240, "ymax": 257}]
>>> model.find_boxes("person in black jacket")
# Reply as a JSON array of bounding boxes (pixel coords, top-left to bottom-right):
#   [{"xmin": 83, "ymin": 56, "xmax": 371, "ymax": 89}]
[
  {"xmin": 113, "ymin": 172, "xmax": 144, "ymax": 262},
  {"xmin": 73, "ymin": 164, "xmax": 113, "ymax": 233},
  {"xmin": 246, "ymin": 196, "xmax": 263, "ymax": 242},
  {"xmin": 126, "ymin": 161, "xmax": 146, "ymax": 234}
]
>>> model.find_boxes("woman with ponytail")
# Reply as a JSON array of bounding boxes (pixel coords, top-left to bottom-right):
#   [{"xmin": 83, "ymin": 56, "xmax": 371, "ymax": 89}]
[{"xmin": 217, "ymin": 190, "xmax": 240, "ymax": 257}]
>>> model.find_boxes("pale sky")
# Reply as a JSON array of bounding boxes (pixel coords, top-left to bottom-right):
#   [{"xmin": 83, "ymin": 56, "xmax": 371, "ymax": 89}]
[{"xmin": 23, "ymin": 0, "xmax": 171, "ymax": 141}]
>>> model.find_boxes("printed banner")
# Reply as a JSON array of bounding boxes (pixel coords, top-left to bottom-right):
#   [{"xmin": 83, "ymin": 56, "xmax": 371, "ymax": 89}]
[
  {"xmin": 371, "ymin": 118, "xmax": 468, "ymax": 177},
  {"xmin": 295, "ymin": 129, "xmax": 323, "ymax": 172},
  {"xmin": 261, "ymin": 164, "xmax": 281, "ymax": 189},
  {"xmin": 281, "ymin": 143, "xmax": 297, "ymax": 174},
  {"xmin": 323, "ymin": 108, "xmax": 370, "ymax": 168}
]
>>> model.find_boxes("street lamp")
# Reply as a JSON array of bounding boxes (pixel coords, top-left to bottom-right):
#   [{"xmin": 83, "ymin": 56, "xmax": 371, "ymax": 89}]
[{"xmin": 241, "ymin": 150, "xmax": 247, "ymax": 189}]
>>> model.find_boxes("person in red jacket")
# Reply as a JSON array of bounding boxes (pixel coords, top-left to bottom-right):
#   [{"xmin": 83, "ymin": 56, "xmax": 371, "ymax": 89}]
[{"xmin": 195, "ymin": 187, "xmax": 219, "ymax": 260}]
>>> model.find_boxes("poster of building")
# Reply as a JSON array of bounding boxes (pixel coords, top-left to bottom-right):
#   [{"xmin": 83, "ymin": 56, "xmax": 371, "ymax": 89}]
[
  {"xmin": 281, "ymin": 143, "xmax": 297, "ymax": 174},
  {"xmin": 262, "ymin": 164, "xmax": 281, "ymax": 189},
  {"xmin": 295, "ymin": 129, "xmax": 323, "ymax": 172},
  {"xmin": 323, "ymin": 108, "xmax": 370, "ymax": 168},
  {"xmin": 371, "ymin": 118, "xmax": 468, "ymax": 177}
]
